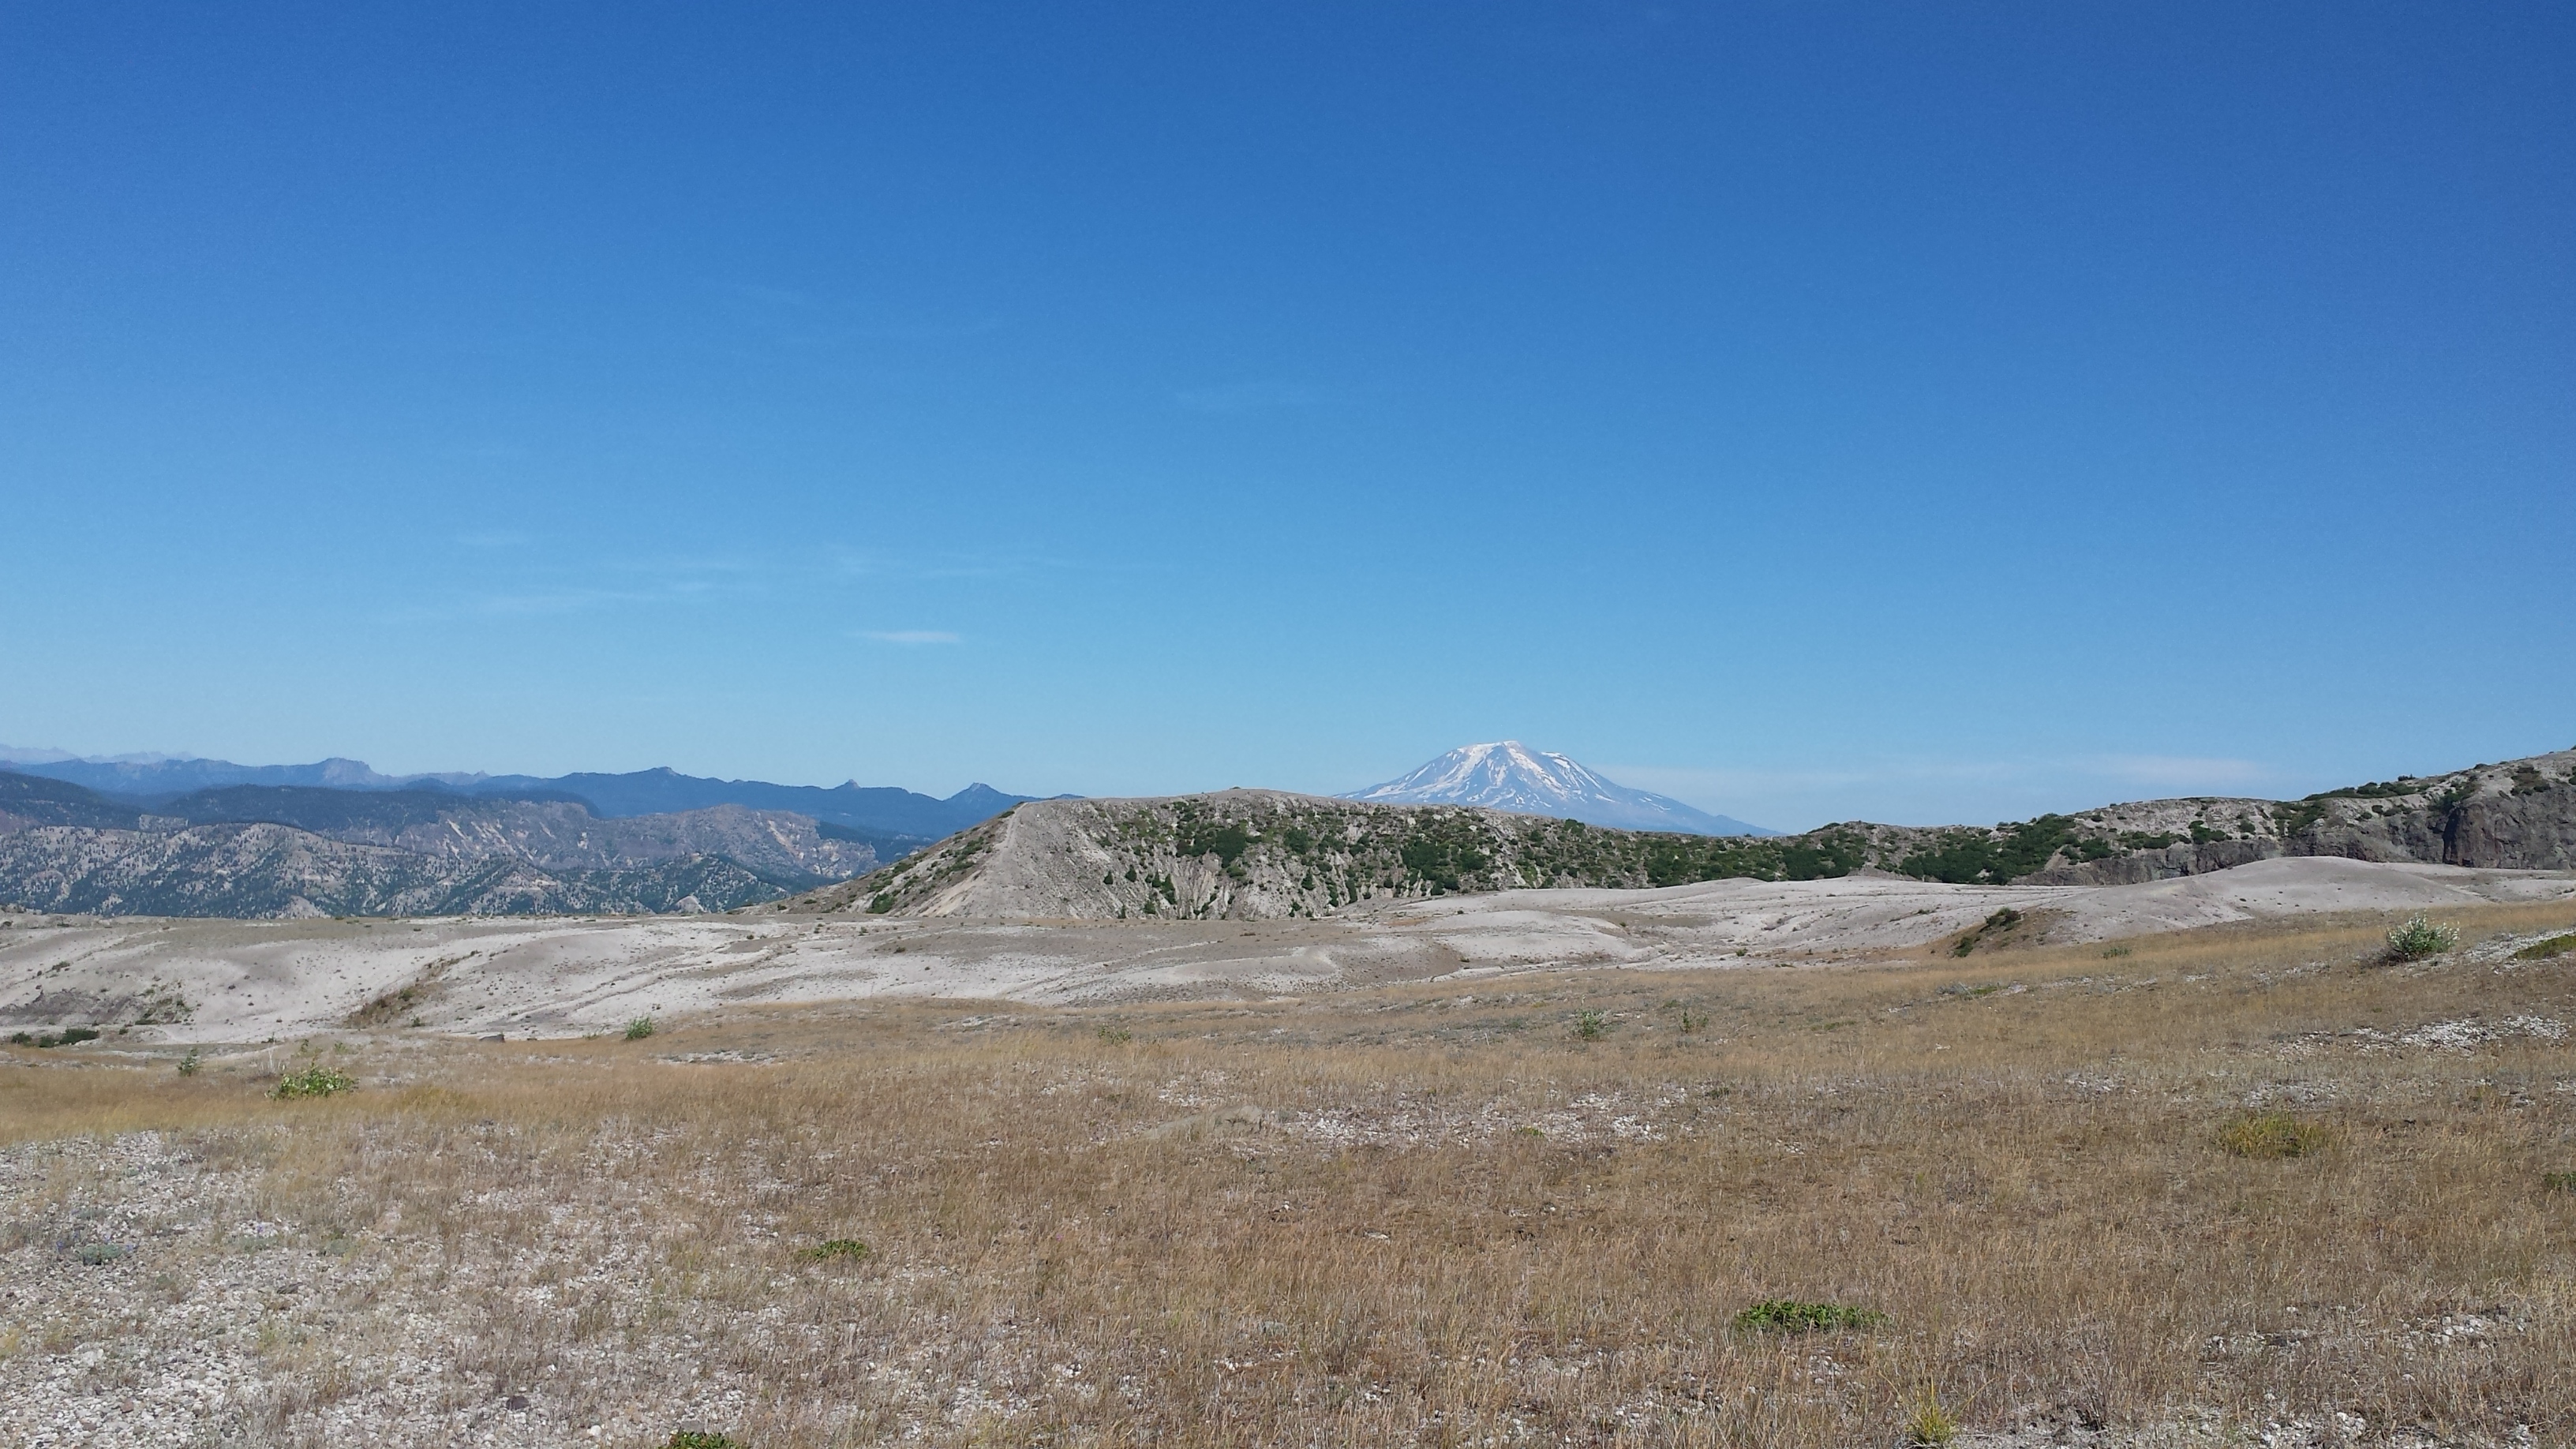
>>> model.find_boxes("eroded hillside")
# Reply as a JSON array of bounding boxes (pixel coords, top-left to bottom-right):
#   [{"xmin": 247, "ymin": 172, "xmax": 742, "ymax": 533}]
[{"xmin": 791, "ymin": 749, "xmax": 2576, "ymax": 920}]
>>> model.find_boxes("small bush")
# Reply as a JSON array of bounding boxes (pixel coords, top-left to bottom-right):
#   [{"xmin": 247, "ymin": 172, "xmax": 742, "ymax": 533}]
[
  {"xmin": 802, "ymin": 1238, "xmax": 870, "ymax": 1262},
  {"xmin": 2386, "ymin": 915, "xmax": 2458, "ymax": 960},
  {"xmin": 1902, "ymin": 1386, "xmax": 1959, "ymax": 1447},
  {"xmin": 2543, "ymin": 1170, "xmax": 2576, "ymax": 1193},
  {"xmin": 667, "ymin": 1433, "xmax": 741, "ymax": 1449},
  {"xmin": 73, "ymin": 1241, "xmax": 129, "ymax": 1266},
  {"xmin": 2218, "ymin": 1111, "xmax": 2327, "ymax": 1159},
  {"xmin": 270, "ymin": 1065, "xmax": 356, "ymax": 1100},
  {"xmin": 11, "ymin": 1026, "xmax": 102, "ymax": 1049},
  {"xmin": 2511, "ymin": 933, "xmax": 2576, "ymax": 961},
  {"xmin": 177, "ymin": 1049, "xmax": 200, "ymax": 1076},
  {"xmin": 1574, "ymin": 1009, "xmax": 1610, "ymax": 1041},
  {"xmin": 1951, "ymin": 908, "xmax": 2024, "ymax": 957},
  {"xmin": 1732, "ymin": 1299, "xmax": 1886, "ymax": 1334},
  {"xmin": 624, "ymin": 1017, "xmax": 656, "ymax": 1041},
  {"xmin": 1095, "ymin": 1025, "xmax": 1133, "ymax": 1045}
]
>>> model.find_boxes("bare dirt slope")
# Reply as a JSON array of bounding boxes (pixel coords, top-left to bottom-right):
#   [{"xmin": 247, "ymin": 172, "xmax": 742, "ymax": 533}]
[{"xmin": 3, "ymin": 856, "xmax": 2568, "ymax": 1043}]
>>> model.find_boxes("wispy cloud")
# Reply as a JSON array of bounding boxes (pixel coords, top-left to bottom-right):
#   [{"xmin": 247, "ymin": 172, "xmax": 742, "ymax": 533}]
[{"xmin": 856, "ymin": 630, "xmax": 962, "ymax": 646}]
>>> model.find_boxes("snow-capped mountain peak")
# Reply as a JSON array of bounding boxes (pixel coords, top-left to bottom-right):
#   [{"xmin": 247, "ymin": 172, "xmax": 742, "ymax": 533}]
[{"xmin": 1340, "ymin": 742, "xmax": 1772, "ymax": 837}]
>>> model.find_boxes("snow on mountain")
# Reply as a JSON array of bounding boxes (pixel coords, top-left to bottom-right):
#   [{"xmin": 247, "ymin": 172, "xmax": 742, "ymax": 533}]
[{"xmin": 1341, "ymin": 742, "xmax": 1774, "ymax": 837}]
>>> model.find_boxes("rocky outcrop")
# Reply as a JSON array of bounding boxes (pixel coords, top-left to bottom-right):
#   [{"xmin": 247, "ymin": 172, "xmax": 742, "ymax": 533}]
[
  {"xmin": 785, "ymin": 792, "xmax": 1878, "ymax": 922},
  {"xmin": 809, "ymin": 751, "xmax": 2576, "ymax": 917}
]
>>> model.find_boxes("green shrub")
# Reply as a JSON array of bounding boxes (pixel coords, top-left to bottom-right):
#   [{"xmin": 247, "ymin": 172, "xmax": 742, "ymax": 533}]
[
  {"xmin": 1732, "ymin": 1299, "xmax": 1886, "ymax": 1334},
  {"xmin": 2218, "ymin": 1111, "xmax": 2327, "ymax": 1159},
  {"xmin": 73, "ymin": 1241, "xmax": 129, "ymax": 1265},
  {"xmin": 1095, "ymin": 1025, "xmax": 1133, "ymax": 1045},
  {"xmin": 177, "ymin": 1049, "xmax": 200, "ymax": 1076},
  {"xmin": 270, "ymin": 1065, "xmax": 356, "ymax": 1100},
  {"xmin": 1901, "ymin": 816, "xmax": 2075, "ymax": 885},
  {"xmin": 2511, "ymin": 933, "xmax": 2576, "ymax": 961},
  {"xmin": 1951, "ymin": 908, "xmax": 2024, "ymax": 957},
  {"xmin": 1901, "ymin": 1386, "xmax": 1959, "ymax": 1447},
  {"xmin": 801, "ymin": 1238, "xmax": 870, "ymax": 1262},
  {"xmin": 10, "ymin": 1026, "xmax": 101, "ymax": 1049},
  {"xmin": 624, "ymin": 1016, "xmax": 656, "ymax": 1041},
  {"xmin": 1573, "ymin": 1009, "xmax": 1609, "ymax": 1041},
  {"xmin": 2385, "ymin": 915, "xmax": 2458, "ymax": 960},
  {"xmin": 667, "ymin": 1433, "xmax": 741, "ymax": 1449},
  {"xmin": 2542, "ymin": 1170, "xmax": 2576, "ymax": 1193}
]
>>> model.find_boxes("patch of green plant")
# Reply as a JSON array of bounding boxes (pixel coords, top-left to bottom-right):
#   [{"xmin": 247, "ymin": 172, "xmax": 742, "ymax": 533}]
[
  {"xmin": 2311, "ymin": 777, "xmax": 2422, "ymax": 800},
  {"xmin": 2218, "ymin": 1111, "xmax": 2327, "ymax": 1159},
  {"xmin": 2511, "ymin": 933, "xmax": 2576, "ymax": 961},
  {"xmin": 8, "ymin": 1026, "xmax": 100, "ymax": 1049},
  {"xmin": 177, "ymin": 1049, "xmax": 200, "ymax": 1076},
  {"xmin": 2188, "ymin": 822, "xmax": 2225, "ymax": 844},
  {"xmin": 2100, "ymin": 944, "xmax": 2132, "ymax": 958},
  {"xmin": 2541, "ymin": 1170, "xmax": 2576, "ymax": 1193},
  {"xmin": 866, "ymin": 892, "xmax": 896, "ymax": 914},
  {"xmin": 133, "ymin": 987, "xmax": 193, "ymax": 1025},
  {"xmin": 1901, "ymin": 1386, "xmax": 1959, "ymax": 1447},
  {"xmin": 667, "ymin": 1433, "xmax": 741, "ymax": 1449},
  {"xmin": 624, "ymin": 1016, "xmax": 656, "ymax": 1041},
  {"xmin": 1950, "ymin": 907, "xmax": 2024, "ymax": 957},
  {"xmin": 801, "ymin": 1237, "xmax": 870, "ymax": 1262},
  {"xmin": 2385, "ymin": 915, "xmax": 2458, "ymax": 961},
  {"xmin": 1732, "ymin": 1299, "xmax": 1886, "ymax": 1334},
  {"xmin": 73, "ymin": 1241, "xmax": 129, "ymax": 1265},
  {"xmin": 2271, "ymin": 799, "xmax": 2328, "ymax": 838},
  {"xmin": 2428, "ymin": 776, "xmax": 2480, "ymax": 811},
  {"xmin": 1095, "ymin": 1025, "xmax": 1133, "ymax": 1046},
  {"xmin": 1177, "ymin": 819, "xmax": 1252, "ymax": 867},
  {"xmin": 1573, "ymin": 1009, "xmax": 1609, "ymax": 1041},
  {"xmin": 1901, "ymin": 817, "xmax": 2073, "ymax": 886},
  {"xmin": 270, "ymin": 1065, "xmax": 356, "ymax": 1100},
  {"xmin": 2510, "ymin": 765, "xmax": 2552, "ymax": 795}
]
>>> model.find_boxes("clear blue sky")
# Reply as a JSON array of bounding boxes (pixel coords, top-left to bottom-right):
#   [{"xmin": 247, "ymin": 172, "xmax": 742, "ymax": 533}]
[{"xmin": 4, "ymin": 3, "xmax": 2570, "ymax": 831}]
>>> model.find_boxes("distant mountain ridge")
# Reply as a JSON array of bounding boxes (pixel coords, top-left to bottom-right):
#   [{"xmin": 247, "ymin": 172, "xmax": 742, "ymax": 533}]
[
  {"xmin": 0, "ymin": 750, "xmax": 1046, "ymax": 841},
  {"xmin": 1342, "ymin": 742, "xmax": 1773, "ymax": 837},
  {"xmin": 0, "ymin": 772, "xmax": 899, "ymax": 917}
]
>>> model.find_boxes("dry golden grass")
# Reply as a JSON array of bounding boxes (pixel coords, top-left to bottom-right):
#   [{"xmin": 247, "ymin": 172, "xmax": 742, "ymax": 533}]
[{"xmin": 3, "ymin": 900, "xmax": 2574, "ymax": 1447}]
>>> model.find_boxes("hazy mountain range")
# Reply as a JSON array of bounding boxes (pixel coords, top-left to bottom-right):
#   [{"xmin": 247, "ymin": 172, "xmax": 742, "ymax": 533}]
[
  {"xmin": 1342, "ymin": 741, "xmax": 1773, "ymax": 836},
  {"xmin": 0, "ymin": 750, "xmax": 1041, "ymax": 841},
  {"xmin": 0, "ymin": 767, "xmax": 1033, "ymax": 918}
]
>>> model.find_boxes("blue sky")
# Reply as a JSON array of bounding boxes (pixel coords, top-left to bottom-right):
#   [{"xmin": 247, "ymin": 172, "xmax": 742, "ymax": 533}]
[{"xmin": 3, "ymin": 2, "xmax": 2570, "ymax": 831}]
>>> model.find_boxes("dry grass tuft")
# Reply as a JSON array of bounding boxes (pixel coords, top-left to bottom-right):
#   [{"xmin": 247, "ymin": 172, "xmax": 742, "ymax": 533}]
[{"xmin": 2216, "ymin": 1110, "xmax": 2331, "ymax": 1159}]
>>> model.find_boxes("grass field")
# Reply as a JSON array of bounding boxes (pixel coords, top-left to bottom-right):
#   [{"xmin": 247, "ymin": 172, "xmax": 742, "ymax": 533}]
[{"xmin": 5, "ymin": 902, "xmax": 2574, "ymax": 1447}]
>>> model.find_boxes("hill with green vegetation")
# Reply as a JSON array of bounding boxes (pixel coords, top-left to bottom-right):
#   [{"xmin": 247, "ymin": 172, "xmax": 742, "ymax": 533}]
[{"xmin": 781, "ymin": 748, "xmax": 2576, "ymax": 921}]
